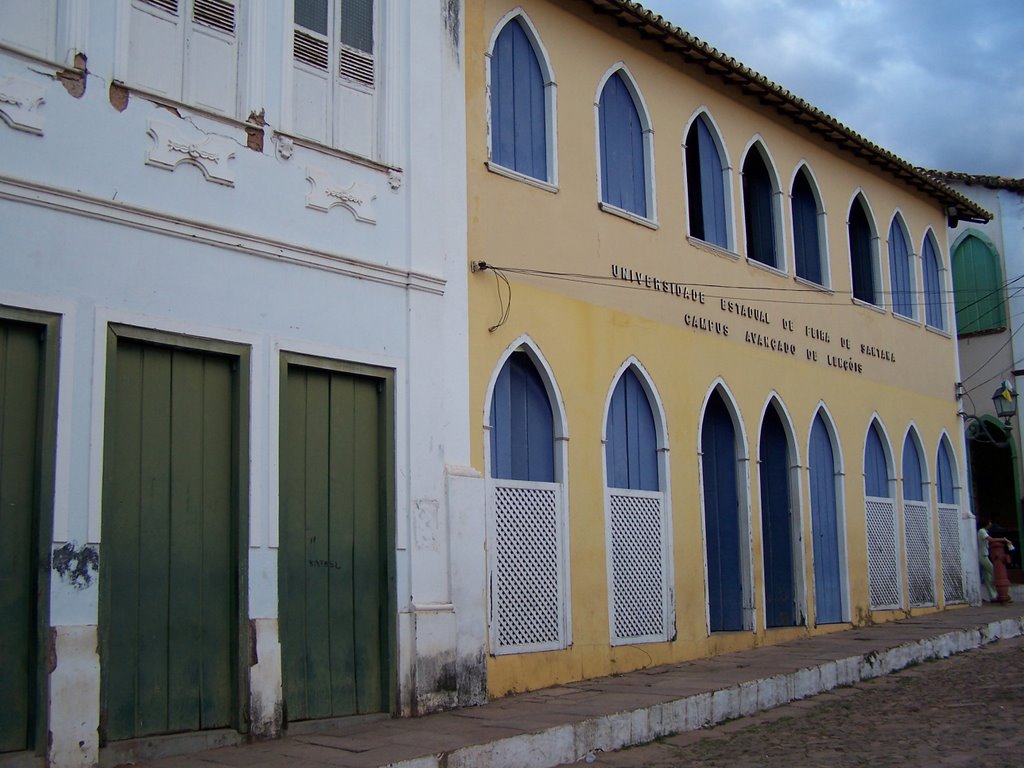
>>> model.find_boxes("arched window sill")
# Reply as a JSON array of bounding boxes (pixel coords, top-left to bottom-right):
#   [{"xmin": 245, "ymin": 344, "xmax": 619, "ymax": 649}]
[
  {"xmin": 686, "ymin": 236, "xmax": 738, "ymax": 260},
  {"xmin": 747, "ymin": 257, "xmax": 789, "ymax": 279},
  {"xmin": 599, "ymin": 202, "xmax": 658, "ymax": 230},
  {"xmin": 851, "ymin": 296, "xmax": 886, "ymax": 314},
  {"xmin": 892, "ymin": 312, "xmax": 922, "ymax": 328},
  {"xmin": 794, "ymin": 275, "xmax": 833, "ymax": 294},
  {"xmin": 486, "ymin": 161, "xmax": 558, "ymax": 193}
]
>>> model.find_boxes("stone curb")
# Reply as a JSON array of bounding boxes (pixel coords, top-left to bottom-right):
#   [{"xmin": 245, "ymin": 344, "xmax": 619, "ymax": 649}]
[{"xmin": 386, "ymin": 616, "xmax": 1024, "ymax": 768}]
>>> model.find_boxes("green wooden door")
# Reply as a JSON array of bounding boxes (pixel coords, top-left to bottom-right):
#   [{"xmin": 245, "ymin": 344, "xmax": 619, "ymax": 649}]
[
  {"xmin": 0, "ymin": 320, "xmax": 43, "ymax": 753},
  {"xmin": 100, "ymin": 337, "xmax": 239, "ymax": 742},
  {"xmin": 280, "ymin": 362, "xmax": 392, "ymax": 722}
]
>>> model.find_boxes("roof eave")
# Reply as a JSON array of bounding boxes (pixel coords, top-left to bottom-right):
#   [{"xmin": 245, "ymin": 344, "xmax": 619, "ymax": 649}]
[{"xmin": 579, "ymin": 0, "xmax": 993, "ymax": 224}]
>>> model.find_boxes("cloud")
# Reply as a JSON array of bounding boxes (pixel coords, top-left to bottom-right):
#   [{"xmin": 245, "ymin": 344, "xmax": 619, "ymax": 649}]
[{"xmin": 638, "ymin": 0, "xmax": 1024, "ymax": 175}]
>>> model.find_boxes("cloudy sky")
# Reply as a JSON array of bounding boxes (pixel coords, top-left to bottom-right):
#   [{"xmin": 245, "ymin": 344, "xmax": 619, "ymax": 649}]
[{"xmin": 637, "ymin": 0, "xmax": 1024, "ymax": 177}]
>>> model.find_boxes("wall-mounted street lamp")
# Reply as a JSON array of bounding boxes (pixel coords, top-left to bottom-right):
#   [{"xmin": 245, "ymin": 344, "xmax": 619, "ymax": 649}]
[
  {"xmin": 992, "ymin": 380, "xmax": 1018, "ymax": 427},
  {"xmin": 957, "ymin": 380, "xmax": 1018, "ymax": 445}
]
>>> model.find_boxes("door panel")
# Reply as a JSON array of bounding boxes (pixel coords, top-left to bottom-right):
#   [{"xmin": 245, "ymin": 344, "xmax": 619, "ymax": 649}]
[
  {"xmin": 702, "ymin": 393, "xmax": 743, "ymax": 631},
  {"xmin": 810, "ymin": 415, "xmax": 843, "ymax": 624},
  {"xmin": 0, "ymin": 320, "xmax": 43, "ymax": 753},
  {"xmin": 760, "ymin": 409, "xmax": 796, "ymax": 627},
  {"xmin": 101, "ymin": 338, "xmax": 238, "ymax": 742},
  {"xmin": 280, "ymin": 363, "xmax": 390, "ymax": 722}
]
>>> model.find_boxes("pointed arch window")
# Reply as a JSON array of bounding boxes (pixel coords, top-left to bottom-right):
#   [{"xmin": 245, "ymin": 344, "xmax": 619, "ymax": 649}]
[
  {"xmin": 953, "ymin": 233, "xmax": 1005, "ymax": 334},
  {"xmin": 490, "ymin": 351, "xmax": 554, "ymax": 481},
  {"xmin": 865, "ymin": 422, "xmax": 900, "ymax": 609},
  {"xmin": 888, "ymin": 217, "xmax": 915, "ymax": 318},
  {"xmin": 604, "ymin": 366, "xmax": 672, "ymax": 644},
  {"xmin": 606, "ymin": 368, "xmax": 658, "ymax": 491},
  {"xmin": 902, "ymin": 432, "xmax": 934, "ymax": 607},
  {"xmin": 922, "ymin": 234, "xmax": 945, "ymax": 330},
  {"xmin": 686, "ymin": 116, "xmax": 728, "ymax": 248},
  {"xmin": 849, "ymin": 197, "xmax": 878, "ymax": 305},
  {"xmin": 809, "ymin": 412, "xmax": 845, "ymax": 623},
  {"xmin": 792, "ymin": 168, "xmax": 825, "ymax": 286},
  {"xmin": 488, "ymin": 349, "xmax": 567, "ymax": 654},
  {"xmin": 598, "ymin": 71, "xmax": 649, "ymax": 218},
  {"xmin": 489, "ymin": 15, "xmax": 549, "ymax": 182},
  {"xmin": 936, "ymin": 437, "xmax": 965, "ymax": 603},
  {"xmin": 759, "ymin": 404, "xmax": 800, "ymax": 628},
  {"xmin": 701, "ymin": 390, "xmax": 749, "ymax": 631},
  {"xmin": 742, "ymin": 146, "xmax": 780, "ymax": 268}
]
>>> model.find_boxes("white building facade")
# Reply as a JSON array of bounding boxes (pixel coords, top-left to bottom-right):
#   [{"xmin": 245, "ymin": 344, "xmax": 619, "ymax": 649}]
[{"xmin": 0, "ymin": 2, "xmax": 486, "ymax": 767}]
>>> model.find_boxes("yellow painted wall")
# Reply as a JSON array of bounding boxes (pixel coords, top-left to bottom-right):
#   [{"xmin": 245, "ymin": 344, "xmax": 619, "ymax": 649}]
[{"xmin": 467, "ymin": 0, "xmax": 967, "ymax": 697}]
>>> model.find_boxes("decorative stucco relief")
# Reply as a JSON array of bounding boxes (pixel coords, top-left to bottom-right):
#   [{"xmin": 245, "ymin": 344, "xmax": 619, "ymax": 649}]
[
  {"xmin": 0, "ymin": 76, "xmax": 47, "ymax": 135},
  {"xmin": 146, "ymin": 119, "xmax": 237, "ymax": 186},
  {"xmin": 305, "ymin": 166, "xmax": 378, "ymax": 224}
]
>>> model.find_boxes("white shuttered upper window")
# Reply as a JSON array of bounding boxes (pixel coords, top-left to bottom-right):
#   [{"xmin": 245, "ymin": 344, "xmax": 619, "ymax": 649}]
[
  {"xmin": 0, "ymin": 0, "xmax": 59, "ymax": 61},
  {"xmin": 127, "ymin": 0, "xmax": 240, "ymax": 118},
  {"xmin": 292, "ymin": 0, "xmax": 377, "ymax": 157}
]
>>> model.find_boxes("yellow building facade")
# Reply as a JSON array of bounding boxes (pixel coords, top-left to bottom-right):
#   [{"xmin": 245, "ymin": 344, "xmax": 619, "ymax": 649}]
[{"xmin": 466, "ymin": 0, "xmax": 989, "ymax": 697}]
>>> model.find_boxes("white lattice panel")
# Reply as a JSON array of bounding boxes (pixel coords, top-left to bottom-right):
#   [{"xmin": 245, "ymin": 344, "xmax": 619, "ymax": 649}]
[
  {"xmin": 903, "ymin": 501, "xmax": 934, "ymax": 607},
  {"xmin": 866, "ymin": 497, "xmax": 900, "ymax": 609},
  {"xmin": 608, "ymin": 490, "xmax": 667, "ymax": 643},
  {"xmin": 938, "ymin": 503, "xmax": 965, "ymax": 604},
  {"xmin": 492, "ymin": 481, "xmax": 565, "ymax": 653}
]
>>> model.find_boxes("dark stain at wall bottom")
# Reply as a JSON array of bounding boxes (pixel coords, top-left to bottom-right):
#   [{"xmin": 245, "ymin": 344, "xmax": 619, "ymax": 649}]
[{"xmin": 51, "ymin": 542, "xmax": 99, "ymax": 590}]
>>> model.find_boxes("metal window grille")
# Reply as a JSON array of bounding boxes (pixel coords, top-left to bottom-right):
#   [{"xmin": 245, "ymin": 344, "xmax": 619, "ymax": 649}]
[
  {"xmin": 608, "ymin": 490, "xmax": 667, "ymax": 643},
  {"xmin": 491, "ymin": 480, "xmax": 565, "ymax": 653},
  {"xmin": 904, "ymin": 500, "xmax": 934, "ymax": 607},
  {"xmin": 866, "ymin": 497, "xmax": 900, "ymax": 609},
  {"xmin": 938, "ymin": 503, "xmax": 966, "ymax": 604}
]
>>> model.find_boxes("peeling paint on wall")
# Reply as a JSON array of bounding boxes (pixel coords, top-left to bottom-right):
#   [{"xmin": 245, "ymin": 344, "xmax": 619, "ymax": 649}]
[{"xmin": 51, "ymin": 542, "xmax": 99, "ymax": 590}]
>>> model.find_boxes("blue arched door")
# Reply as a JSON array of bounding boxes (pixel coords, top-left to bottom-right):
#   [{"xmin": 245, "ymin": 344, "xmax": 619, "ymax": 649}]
[
  {"xmin": 760, "ymin": 407, "xmax": 796, "ymax": 627},
  {"xmin": 809, "ymin": 414, "xmax": 843, "ymax": 624},
  {"xmin": 702, "ymin": 391, "xmax": 743, "ymax": 631}
]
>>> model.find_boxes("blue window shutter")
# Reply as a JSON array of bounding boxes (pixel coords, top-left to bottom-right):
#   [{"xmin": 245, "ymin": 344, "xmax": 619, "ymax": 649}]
[
  {"xmin": 685, "ymin": 126, "xmax": 705, "ymax": 240},
  {"xmin": 864, "ymin": 424, "xmax": 889, "ymax": 498},
  {"xmin": 702, "ymin": 392, "xmax": 743, "ymax": 631},
  {"xmin": 923, "ymin": 238, "xmax": 944, "ymax": 330},
  {"xmin": 489, "ymin": 19, "xmax": 546, "ymax": 181},
  {"xmin": 760, "ymin": 408, "xmax": 795, "ymax": 627},
  {"xmin": 696, "ymin": 118, "xmax": 727, "ymax": 248},
  {"xmin": 599, "ymin": 73, "xmax": 646, "ymax": 217},
  {"xmin": 902, "ymin": 436, "xmax": 924, "ymax": 501},
  {"xmin": 489, "ymin": 352, "xmax": 554, "ymax": 482},
  {"xmin": 937, "ymin": 440, "xmax": 954, "ymax": 504},
  {"xmin": 490, "ymin": 359, "xmax": 513, "ymax": 477},
  {"xmin": 606, "ymin": 369, "xmax": 658, "ymax": 491},
  {"xmin": 742, "ymin": 150, "xmax": 777, "ymax": 267},
  {"xmin": 606, "ymin": 375, "xmax": 629, "ymax": 488},
  {"xmin": 809, "ymin": 414, "xmax": 843, "ymax": 623},
  {"xmin": 792, "ymin": 171, "xmax": 822, "ymax": 284},
  {"xmin": 888, "ymin": 221, "xmax": 913, "ymax": 318},
  {"xmin": 849, "ymin": 200, "xmax": 876, "ymax": 304}
]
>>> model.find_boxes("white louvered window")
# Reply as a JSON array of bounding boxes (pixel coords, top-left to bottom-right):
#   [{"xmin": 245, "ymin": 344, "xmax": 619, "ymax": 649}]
[
  {"xmin": 0, "ymin": 0, "xmax": 59, "ymax": 62},
  {"xmin": 938, "ymin": 503, "xmax": 965, "ymax": 604},
  {"xmin": 866, "ymin": 497, "xmax": 901, "ymax": 609},
  {"xmin": 903, "ymin": 500, "xmax": 935, "ymax": 607},
  {"xmin": 126, "ymin": 0, "xmax": 240, "ymax": 117},
  {"xmin": 292, "ymin": 0, "xmax": 377, "ymax": 156}
]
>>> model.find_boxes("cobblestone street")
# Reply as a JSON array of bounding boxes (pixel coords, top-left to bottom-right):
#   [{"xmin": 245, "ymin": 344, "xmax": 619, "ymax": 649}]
[{"xmin": 566, "ymin": 634, "xmax": 1024, "ymax": 768}]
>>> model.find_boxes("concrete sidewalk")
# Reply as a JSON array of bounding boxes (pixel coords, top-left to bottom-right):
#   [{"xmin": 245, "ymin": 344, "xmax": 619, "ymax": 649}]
[{"xmin": 125, "ymin": 604, "xmax": 1024, "ymax": 768}]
